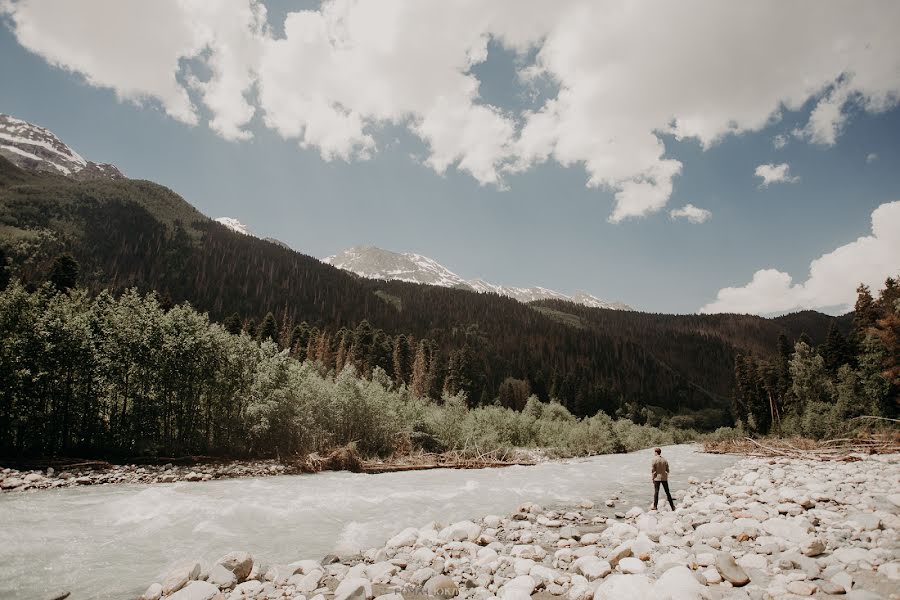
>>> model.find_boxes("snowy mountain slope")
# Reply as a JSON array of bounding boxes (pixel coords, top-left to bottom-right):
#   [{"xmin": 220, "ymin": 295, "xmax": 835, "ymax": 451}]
[
  {"xmin": 0, "ymin": 114, "xmax": 123, "ymax": 180},
  {"xmin": 325, "ymin": 245, "xmax": 633, "ymax": 310},
  {"xmin": 214, "ymin": 217, "xmax": 252, "ymax": 236},
  {"xmin": 215, "ymin": 217, "xmax": 294, "ymax": 250},
  {"xmin": 324, "ymin": 245, "xmax": 472, "ymax": 289}
]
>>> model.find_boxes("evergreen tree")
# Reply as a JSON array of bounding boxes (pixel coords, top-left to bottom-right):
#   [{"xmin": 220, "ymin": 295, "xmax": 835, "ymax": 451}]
[
  {"xmin": 48, "ymin": 253, "xmax": 79, "ymax": 292},
  {"xmin": 223, "ymin": 312, "xmax": 243, "ymax": 335},
  {"xmin": 290, "ymin": 322, "xmax": 310, "ymax": 358},
  {"xmin": 854, "ymin": 284, "xmax": 878, "ymax": 336},
  {"xmin": 244, "ymin": 318, "xmax": 257, "ymax": 338},
  {"xmin": 392, "ymin": 334, "xmax": 413, "ymax": 387},
  {"xmin": 258, "ymin": 312, "xmax": 278, "ymax": 342},
  {"xmin": 410, "ymin": 340, "xmax": 431, "ymax": 398},
  {"xmin": 821, "ymin": 323, "xmax": 852, "ymax": 374}
]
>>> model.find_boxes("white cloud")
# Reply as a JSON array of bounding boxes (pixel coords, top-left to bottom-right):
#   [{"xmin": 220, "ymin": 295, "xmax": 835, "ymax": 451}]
[
  {"xmin": 4, "ymin": 1, "xmax": 900, "ymax": 220},
  {"xmin": 755, "ymin": 163, "xmax": 800, "ymax": 187},
  {"xmin": 773, "ymin": 134, "xmax": 789, "ymax": 149},
  {"xmin": 700, "ymin": 201, "xmax": 900, "ymax": 315},
  {"xmin": 866, "ymin": 152, "xmax": 879, "ymax": 163},
  {"xmin": 1, "ymin": 0, "xmax": 265, "ymax": 139},
  {"xmin": 670, "ymin": 204, "xmax": 711, "ymax": 224}
]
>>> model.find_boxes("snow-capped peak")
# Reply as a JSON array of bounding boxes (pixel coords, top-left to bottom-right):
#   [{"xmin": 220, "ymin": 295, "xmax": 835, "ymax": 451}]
[
  {"xmin": 324, "ymin": 245, "xmax": 471, "ymax": 289},
  {"xmin": 0, "ymin": 113, "xmax": 123, "ymax": 180},
  {"xmin": 215, "ymin": 217, "xmax": 253, "ymax": 236},
  {"xmin": 325, "ymin": 245, "xmax": 633, "ymax": 310}
]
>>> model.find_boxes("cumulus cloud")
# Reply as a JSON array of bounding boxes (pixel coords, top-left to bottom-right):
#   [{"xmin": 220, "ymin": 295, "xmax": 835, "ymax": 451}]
[
  {"xmin": 866, "ymin": 152, "xmax": 879, "ymax": 163},
  {"xmin": 773, "ymin": 134, "xmax": 789, "ymax": 149},
  {"xmin": 755, "ymin": 163, "xmax": 800, "ymax": 187},
  {"xmin": 1, "ymin": 0, "xmax": 265, "ymax": 140},
  {"xmin": 670, "ymin": 204, "xmax": 711, "ymax": 224},
  {"xmin": 700, "ymin": 201, "xmax": 900, "ymax": 315},
  {"xmin": 4, "ymin": 0, "xmax": 900, "ymax": 220}
]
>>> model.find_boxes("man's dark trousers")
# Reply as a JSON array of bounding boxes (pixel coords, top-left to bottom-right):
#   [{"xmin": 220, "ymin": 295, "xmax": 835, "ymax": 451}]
[{"xmin": 654, "ymin": 480, "xmax": 675, "ymax": 510}]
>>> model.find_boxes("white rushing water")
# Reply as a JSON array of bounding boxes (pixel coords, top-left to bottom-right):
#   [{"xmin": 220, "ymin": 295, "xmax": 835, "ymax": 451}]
[{"xmin": 0, "ymin": 445, "xmax": 737, "ymax": 600}]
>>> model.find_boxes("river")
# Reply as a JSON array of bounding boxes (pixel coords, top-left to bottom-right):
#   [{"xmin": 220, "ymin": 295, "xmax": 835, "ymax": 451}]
[{"xmin": 0, "ymin": 445, "xmax": 738, "ymax": 600}]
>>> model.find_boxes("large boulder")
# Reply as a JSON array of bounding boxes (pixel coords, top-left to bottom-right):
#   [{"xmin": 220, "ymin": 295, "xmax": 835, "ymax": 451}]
[
  {"xmin": 216, "ymin": 551, "xmax": 253, "ymax": 582},
  {"xmin": 140, "ymin": 583, "xmax": 162, "ymax": 600},
  {"xmin": 162, "ymin": 561, "xmax": 202, "ymax": 595}
]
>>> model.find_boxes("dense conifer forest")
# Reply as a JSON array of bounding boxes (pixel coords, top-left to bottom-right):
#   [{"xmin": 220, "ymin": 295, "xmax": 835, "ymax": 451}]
[{"xmin": 1, "ymin": 155, "xmax": 874, "ymax": 453}]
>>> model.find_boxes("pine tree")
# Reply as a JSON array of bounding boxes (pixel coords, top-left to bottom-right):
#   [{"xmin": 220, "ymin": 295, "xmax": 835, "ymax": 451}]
[
  {"xmin": 392, "ymin": 334, "xmax": 413, "ymax": 387},
  {"xmin": 290, "ymin": 322, "xmax": 310, "ymax": 358},
  {"xmin": 410, "ymin": 340, "xmax": 431, "ymax": 398},
  {"xmin": 49, "ymin": 253, "xmax": 79, "ymax": 292},
  {"xmin": 821, "ymin": 323, "xmax": 852, "ymax": 374},
  {"xmin": 854, "ymin": 284, "xmax": 879, "ymax": 336},
  {"xmin": 223, "ymin": 312, "xmax": 243, "ymax": 335},
  {"xmin": 258, "ymin": 312, "xmax": 278, "ymax": 342},
  {"xmin": 244, "ymin": 318, "xmax": 257, "ymax": 338}
]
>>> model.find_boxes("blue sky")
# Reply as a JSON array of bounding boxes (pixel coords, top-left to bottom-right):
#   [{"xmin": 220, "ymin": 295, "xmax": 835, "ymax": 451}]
[{"xmin": 1, "ymin": 1, "xmax": 898, "ymax": 314}]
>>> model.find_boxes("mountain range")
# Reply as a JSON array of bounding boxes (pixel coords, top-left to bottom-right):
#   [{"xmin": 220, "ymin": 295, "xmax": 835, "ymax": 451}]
[
  {"xmin": 323, "ymin": 245, "xmax": 633, "ymax": 310},
  {"xmin": 0, "ymin": 114, "xmax": 850, "ymax": 425}
]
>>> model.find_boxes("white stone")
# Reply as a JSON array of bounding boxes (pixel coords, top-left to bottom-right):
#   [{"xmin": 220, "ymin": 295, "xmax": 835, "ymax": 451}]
[
  {"xmin": 593, "ymin": 574, "xmax": 654, "ymax": 600},
  {"xmin": 618, "ymin": 557, "xmax": 645, "ymax": 574},
  {"xmin": 207, "ymin": 564, "xmax": 237, "ymax": 589},
  {"xmin": 876, "ymin": 561, "xmax": 900, "ymax": 580},
  {"xmin": 163, "ymin": 561, "xmax": 202, "ymax": 595},
  {"xmin": 702, "ymin": 568, "xmax": 722, "ymax": 584},
  {"xmin": 655, "ymin": 566, "xmax": 708, "ymax": 599},
  {"xmin": 834, "ymin": 547, "xmax": 871, "ymax": 564},
  {"xmin": 167, "ymin": 581, "xmax": 223, "ymax": 600},
  {"xmin": 760, "ymin": 518, "xmax": 812, "ymax": 543},
  {"xmin": 141, "ymin": 583, "xmax": 162, "ymax": 600},
  {"xmin": 439, "ymin": 520, "xmax": 482, "ymax": 542},
  {"xmin": 694, "ymin": 522, "xmax": 730, "ymax": 540},
  {"xmin": 386, "ymin": 527, "xmax": 418, "ymax": 548},
  {"xmin": 412, "ymin": 547, "xmax": 436, "ymax": 564},
  {"xmin": 334, "ymin": 578, "xmax": 373, "ymax": 600},
  {"xmin": 737, "ymin": 553, "xmax": 767, "ymax": 570}
]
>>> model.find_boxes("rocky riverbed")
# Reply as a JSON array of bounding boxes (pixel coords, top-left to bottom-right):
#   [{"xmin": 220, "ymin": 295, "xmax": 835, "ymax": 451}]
[
  {"xmin": 139, "ymin": 452, "xmax": 899, "ymax": 600},
  {"xmin": 0, "ymin": 460, "xmax": 297, "ymax": 492}
]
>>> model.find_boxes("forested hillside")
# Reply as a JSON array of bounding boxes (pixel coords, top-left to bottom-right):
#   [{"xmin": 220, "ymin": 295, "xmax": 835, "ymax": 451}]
[{"xmin": 0, "ymin": 156, "xmax": 845, "ymax": 427}]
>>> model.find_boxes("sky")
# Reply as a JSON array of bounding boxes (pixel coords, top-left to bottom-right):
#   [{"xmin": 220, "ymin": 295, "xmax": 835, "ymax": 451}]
[{"xmin": 0, "ymin": 0, "xmax": 898, "ymax": 315}]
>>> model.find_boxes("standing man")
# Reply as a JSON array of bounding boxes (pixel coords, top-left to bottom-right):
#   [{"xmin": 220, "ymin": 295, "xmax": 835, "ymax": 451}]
[{"xmin": 651, "ymin": 447, "xmax": 675, "ymax": 511}]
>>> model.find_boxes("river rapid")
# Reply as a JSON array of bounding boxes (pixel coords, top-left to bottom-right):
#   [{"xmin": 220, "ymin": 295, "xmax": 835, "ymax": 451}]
[{"xmin": 0, "ymin": 445, "xmax": 738, "ymax": 600}]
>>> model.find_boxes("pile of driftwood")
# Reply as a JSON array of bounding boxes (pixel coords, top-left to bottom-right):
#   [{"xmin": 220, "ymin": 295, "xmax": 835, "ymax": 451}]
[{"xmin": 704, "ymin": 432, "xmax": 900, "ymax": 462}]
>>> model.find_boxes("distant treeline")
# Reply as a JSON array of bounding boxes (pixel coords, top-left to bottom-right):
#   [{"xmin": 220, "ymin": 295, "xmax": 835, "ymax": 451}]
[
  {"xmin": 732, "ymin": 279, "xmax": 899, "ymax": 437},
  {"xmin": 0, "ymin": 270, "xmax": 699, "ymax": 459}
]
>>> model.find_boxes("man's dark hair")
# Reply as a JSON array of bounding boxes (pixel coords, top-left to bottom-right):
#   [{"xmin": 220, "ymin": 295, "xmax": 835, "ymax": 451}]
[{"xmin": 654, "ymin": 447, "xmax": 661, "ymax": 454}]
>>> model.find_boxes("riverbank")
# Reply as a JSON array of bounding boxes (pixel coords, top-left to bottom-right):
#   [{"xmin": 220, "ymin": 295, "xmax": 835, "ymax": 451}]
[
  {"xmin": 141, "ymin": 452, "xmax": 899, "ymax": 600},
  {"xmin": 0, "ymin": 448, "xmax": 546, "ymax": 493}
]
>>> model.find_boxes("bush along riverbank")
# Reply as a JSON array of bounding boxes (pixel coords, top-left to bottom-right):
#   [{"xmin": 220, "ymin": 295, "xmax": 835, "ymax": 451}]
[{"xmin": 133, "ymin": 452, "xmax": 899, "ymax": 600}]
